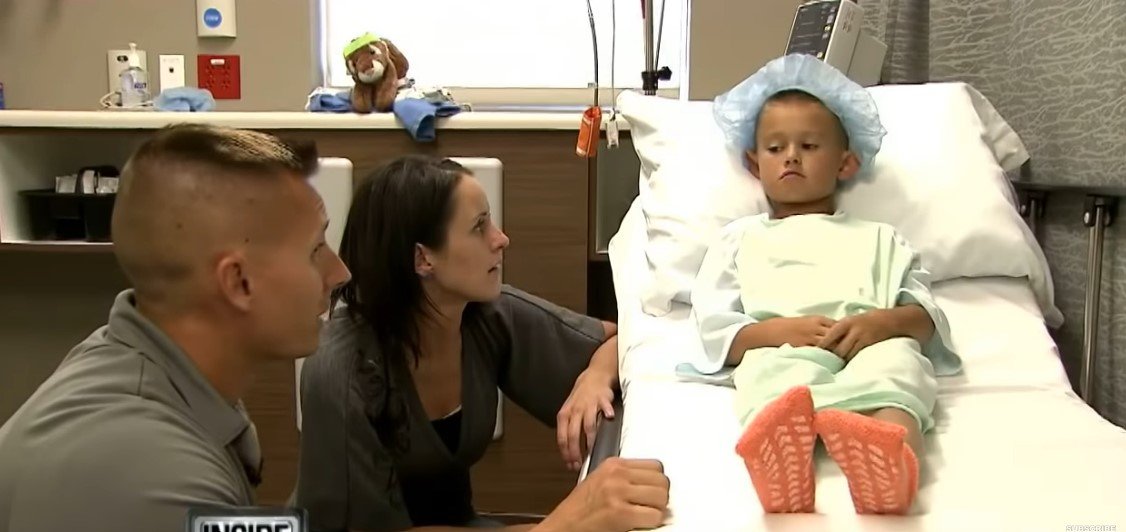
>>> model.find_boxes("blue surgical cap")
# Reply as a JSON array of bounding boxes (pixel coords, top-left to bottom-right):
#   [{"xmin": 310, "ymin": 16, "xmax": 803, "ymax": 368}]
[{"xmin": 713, "ymin": 53, "xmax": 887, "ymax": 171}]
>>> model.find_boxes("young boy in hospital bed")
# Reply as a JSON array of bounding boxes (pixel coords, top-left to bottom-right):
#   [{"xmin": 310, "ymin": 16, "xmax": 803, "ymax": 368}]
[{"xmin": 690, "ymin": 54, "xmax": 962, "ymax": 516}]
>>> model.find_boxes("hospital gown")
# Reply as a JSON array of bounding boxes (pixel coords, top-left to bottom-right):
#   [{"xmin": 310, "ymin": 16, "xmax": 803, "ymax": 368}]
[{"xmin": 692, "ymin": 212, "xmax": 961, "ymax": 432}]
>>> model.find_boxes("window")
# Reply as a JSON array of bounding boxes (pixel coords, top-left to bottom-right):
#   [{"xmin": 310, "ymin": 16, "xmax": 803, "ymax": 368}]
[{"xmin": 321, "ymin": 0, "xmax": 688, "ymax": 105}]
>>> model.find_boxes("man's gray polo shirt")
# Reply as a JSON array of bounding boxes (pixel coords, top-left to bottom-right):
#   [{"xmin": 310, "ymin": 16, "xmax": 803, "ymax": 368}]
[{"xmin": 0, "ymin": 290, "xmax": 262, "ymax": 532}]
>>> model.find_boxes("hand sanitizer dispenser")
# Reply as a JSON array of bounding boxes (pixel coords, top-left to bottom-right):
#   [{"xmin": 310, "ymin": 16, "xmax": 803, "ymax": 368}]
[
  {"xmin": 197, "ymin": 0, "xmax": 237, "ymax": 38},
  {"xmin": 118, "ymin": 43, "xmax": 150, "ymax": 108},
  {"xmin": 104, "ymin": 43, "xmax": 150, "ymax": 109}
]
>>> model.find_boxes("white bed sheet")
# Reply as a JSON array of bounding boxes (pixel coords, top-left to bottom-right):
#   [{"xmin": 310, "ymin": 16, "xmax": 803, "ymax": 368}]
[{"xmin": 607, "ymin": 202, "xmax": 1126, "ymax": 531}]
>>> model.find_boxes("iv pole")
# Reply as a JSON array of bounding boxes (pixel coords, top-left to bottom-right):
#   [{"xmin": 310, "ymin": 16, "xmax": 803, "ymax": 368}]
[
  {"xmin": 643, "ymin": 0, "xmax": 654, "ymax": 95},
  {"xmin": 641, "ymin": 0, "xmax": 671, "ymax": 95}
]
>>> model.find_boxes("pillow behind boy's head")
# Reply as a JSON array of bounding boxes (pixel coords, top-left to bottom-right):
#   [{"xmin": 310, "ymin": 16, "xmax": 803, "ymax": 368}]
[{"xmin": 619, "ymin": 91, "xmax": 767, "ymax": 316}]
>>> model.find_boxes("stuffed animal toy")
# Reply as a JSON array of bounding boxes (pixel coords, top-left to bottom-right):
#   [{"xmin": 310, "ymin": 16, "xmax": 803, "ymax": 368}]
[{"xmin": 343, "ymin": 32, "xmax": 410, "ymax": 113}]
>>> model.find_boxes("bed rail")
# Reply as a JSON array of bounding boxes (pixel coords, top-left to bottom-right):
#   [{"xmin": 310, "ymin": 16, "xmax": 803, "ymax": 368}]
[
  {"xmin": 1012, "ymin": 177, "xmax": 1124, "ymax": 405},
  {"xmin": 585, "ymin": 395, "xmax": 625, "ymax": 474}
]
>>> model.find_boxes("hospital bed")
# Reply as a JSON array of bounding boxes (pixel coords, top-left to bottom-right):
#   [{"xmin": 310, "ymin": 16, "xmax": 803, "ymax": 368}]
[{"xmin": 584, "ymin": 83, "xmax": 1126, "ymax": 530}]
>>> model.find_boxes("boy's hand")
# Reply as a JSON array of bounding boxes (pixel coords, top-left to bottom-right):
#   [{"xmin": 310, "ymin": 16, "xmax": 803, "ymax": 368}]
[
  {"xmin": 728, "ymin": 316, "xmax": 835, "ymax": 365},
  {"xmin": 817, "ymin": 309, "xmax": 898, "ymax": 361},
  {"xmin": 764, "ymin": 315, "xmax": 837, "ymax": 348}
]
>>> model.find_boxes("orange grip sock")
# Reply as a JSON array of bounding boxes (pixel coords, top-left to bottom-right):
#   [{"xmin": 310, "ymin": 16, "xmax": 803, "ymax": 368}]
[
  {"xmin": 814, "ymin": 409, "xmax": 920, "ymax": 515},
  {"xmin": 734, "ymin": 386, "xmax": 817, "ymax": 513}
]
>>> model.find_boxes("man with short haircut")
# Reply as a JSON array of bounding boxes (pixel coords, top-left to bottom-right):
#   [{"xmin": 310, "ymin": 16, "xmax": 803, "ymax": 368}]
[{"xmin": 0, "ymin": 124, "xmax": 351, "ymax": 532}]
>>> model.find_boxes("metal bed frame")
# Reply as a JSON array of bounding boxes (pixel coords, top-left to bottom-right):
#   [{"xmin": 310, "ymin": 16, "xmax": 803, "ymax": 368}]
[
  {"xmin": 1012, "ymin": 163, "xmax": 1123, "ymax": 405},
  {"xmin": 586, "ymin": 396, "xmax": 625, "ymax": 473}
]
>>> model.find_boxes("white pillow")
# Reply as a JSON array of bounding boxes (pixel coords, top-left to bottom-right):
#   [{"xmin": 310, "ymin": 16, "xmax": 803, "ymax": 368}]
[
  {"xmin": 639, "ymin": 149, "xmax": 770, "ymax": 316},
  {"xmin": 619, "ymin": 94, "xmax": 717, "ymax": 179},
  {"xmin": 618, "ymin": 83, "xmax": 1059, "ymax": 323}
]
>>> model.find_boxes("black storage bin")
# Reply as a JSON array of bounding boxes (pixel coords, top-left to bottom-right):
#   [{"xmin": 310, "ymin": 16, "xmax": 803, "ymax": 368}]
[{"xmin": 20, "ymin": 190, "xmax": 117, "ymax": 242}]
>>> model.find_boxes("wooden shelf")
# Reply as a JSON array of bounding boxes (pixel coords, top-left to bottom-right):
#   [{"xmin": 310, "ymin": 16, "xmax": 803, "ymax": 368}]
[
  {"xmin": 0, "ymin": 241, "xmax": 113, "ymax": 253},
  {"xmin": 0, "ymin": 109, "xmax": 615, "ymax": 132}
]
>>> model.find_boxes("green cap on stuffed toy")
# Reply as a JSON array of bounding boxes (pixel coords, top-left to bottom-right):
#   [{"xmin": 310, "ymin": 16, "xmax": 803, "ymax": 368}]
[{"xmin": 343, "ymin": 32, "xmax": 380, "ymax": 59}]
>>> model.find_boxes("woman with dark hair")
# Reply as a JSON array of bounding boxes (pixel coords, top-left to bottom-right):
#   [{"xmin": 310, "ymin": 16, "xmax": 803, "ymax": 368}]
[{"xmin": 296, "ymin": 155, "xmax": 669, "ymax": 532}]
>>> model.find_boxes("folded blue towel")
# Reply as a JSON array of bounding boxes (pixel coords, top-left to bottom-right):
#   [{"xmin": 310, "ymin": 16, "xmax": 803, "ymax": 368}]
[
  {"xmin": 306, "ymin": 88, "xmax": 353, "ymax": 113},
  {"xmin": 392, "ymin": 97, "xmax": 462, "ymax": 142},
  {"xmin": 154, "ymin": 87, "xmax": 216, "ymax": 112},
  {"xmin": 674, "ymin": 362, "xmax": 735, "ymax": 387}
]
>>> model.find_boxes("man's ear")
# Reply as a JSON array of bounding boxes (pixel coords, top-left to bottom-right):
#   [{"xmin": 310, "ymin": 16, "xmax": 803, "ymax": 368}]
[
  {"xmin": 414, "ymin": 243, "xmax": 434, "ymax": 279},
  {"xmin": 744, "ymin": 150, "xmax": 762, "ymax": 180},
  {"xmin": 216, "ymin": 253, "xmax": 253, "ymax": 312},
  {"xmin": 838, "ymin": 151, "xmax": 861, "ymax": 181}
]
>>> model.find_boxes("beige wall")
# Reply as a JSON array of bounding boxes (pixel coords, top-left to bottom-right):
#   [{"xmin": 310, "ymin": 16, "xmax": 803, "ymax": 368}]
[
  {"xmin": 688, "ymin": 0, "xmax": 806, "ymax": 100},
  {"xmin": 0, "ymin": 0, "xmax": 317, "ymax": 111},
  {"xmin": 0, "ymin": 0, "xmax": 804, "ymax": 110}
]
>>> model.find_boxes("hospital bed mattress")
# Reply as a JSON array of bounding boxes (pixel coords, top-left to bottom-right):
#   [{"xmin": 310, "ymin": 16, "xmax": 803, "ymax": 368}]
[{"xmin": 614, "ymin": 277, "xmax": 1126, "ymax": 530}]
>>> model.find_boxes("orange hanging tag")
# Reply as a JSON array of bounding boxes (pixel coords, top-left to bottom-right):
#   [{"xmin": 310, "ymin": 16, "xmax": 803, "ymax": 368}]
[{"xmin": 576, "ymin": 106, "xmax": 602, "ymax": 158}]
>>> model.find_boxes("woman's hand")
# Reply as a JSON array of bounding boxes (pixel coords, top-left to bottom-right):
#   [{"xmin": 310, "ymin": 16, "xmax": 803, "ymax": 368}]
[
  {"xmin": 557, "ymin": 367, "xmax": 616, "ymax": 471},
  {"xmin": 538, "ymin": 457, "xmax": 669, "ymax": 532}
]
